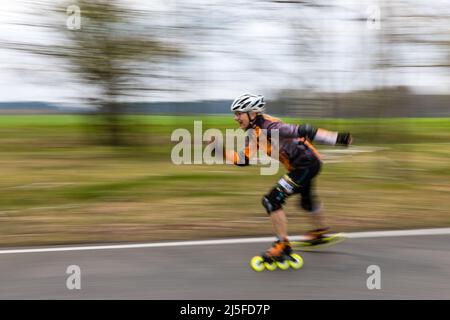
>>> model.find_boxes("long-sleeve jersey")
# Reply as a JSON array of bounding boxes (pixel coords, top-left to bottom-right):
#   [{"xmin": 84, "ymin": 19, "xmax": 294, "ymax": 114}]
[{"xmin": 227, "ymin": 114, "xmax": 338, "ymax": 170}]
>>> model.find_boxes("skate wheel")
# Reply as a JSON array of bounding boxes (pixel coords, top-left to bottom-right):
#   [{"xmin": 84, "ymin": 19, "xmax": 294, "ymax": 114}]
[
  {"xmin": 250, "ymin": 256, "xmax": 265, "ymax": 272},
  {"xmin": 276, "ymin": 260, "xmax": 290, "ymax": 270},
  {"xmin": 263, "ymin": 261, "xmax": 277, "ymax": 271},
  {"xmin": 288, "ymin": 253, "xmax": 304, "ymax": 270}
]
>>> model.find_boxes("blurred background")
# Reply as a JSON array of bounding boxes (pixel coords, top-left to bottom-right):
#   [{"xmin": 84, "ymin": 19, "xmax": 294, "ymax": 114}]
[{"xmin": 0, "ymin": 0, "xmax": 449, "ymax": 247}]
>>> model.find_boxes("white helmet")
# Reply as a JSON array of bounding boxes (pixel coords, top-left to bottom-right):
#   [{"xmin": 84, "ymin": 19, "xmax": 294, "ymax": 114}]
[{"xmin": 230, "ymin": 93, "xmax": 265, "ymax": 113}]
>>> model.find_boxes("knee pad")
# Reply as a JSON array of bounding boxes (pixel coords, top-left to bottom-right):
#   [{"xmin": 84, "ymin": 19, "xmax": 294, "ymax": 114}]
[{"xmin": 262, "ymin": 187, "xmax": 287, "ymax": 215}]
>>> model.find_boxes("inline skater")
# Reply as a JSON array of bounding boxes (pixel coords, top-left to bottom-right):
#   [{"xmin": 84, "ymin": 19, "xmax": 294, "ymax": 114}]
[{"xmin": 224, "ymin": 93, "xmax": 352, "ymax": 262}]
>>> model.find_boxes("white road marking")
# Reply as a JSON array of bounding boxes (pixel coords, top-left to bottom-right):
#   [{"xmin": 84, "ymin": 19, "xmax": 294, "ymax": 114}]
[
  {"xmin": 345, "ymin": 228, "xmax": 450, "ymax": 239},
  {"xmin": 321, "ymin": 146, "xmax": 387, "ymax": 154},
  {"xmin": 0, "ymin": 228, "xmax": 449, "ymax": 255}
]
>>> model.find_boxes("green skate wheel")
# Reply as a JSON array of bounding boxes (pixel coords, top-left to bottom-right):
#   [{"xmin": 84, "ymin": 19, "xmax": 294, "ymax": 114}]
[
  {"xmin": 276, "ymin": 260, "xmax": 290, "ymax": 270},
  {"xmin": 288, "ymin": 253, "xmax": 304, "ymax": 270},
  {"xmin": 263, "ymin": 260, "xmax": 277, "ymax": 271},
  {"xmin": 251, "ymin": 256, "xmax": 265, "ymax": 272}
]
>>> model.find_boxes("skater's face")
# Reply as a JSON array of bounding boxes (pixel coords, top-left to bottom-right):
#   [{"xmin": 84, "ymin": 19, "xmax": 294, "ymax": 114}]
[{"xmin": 234, "ymin": 111, "xmax": 257, "ymax": 129}]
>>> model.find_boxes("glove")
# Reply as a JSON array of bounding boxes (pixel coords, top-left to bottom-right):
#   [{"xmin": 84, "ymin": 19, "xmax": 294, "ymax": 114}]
[{"xmin": 336, "ymin": 132, "xmax": 352, "ymax": 146}]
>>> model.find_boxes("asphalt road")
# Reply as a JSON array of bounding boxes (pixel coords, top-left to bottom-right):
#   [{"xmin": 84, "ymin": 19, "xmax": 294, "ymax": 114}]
[{"xmin": 0, "ymin": 234, "xmax": 449, "ymax": 299}]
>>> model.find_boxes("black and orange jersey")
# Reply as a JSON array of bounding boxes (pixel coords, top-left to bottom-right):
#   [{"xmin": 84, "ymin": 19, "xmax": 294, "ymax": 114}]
[{"xmin": 227, "ymin": 114, "xmax": 335, "ymax": 170}]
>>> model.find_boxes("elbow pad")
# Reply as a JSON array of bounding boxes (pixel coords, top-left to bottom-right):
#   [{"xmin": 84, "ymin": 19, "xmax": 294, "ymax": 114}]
[{"xmin": 298, "ymin": 124, "xmax": 317, "ymax": 140}]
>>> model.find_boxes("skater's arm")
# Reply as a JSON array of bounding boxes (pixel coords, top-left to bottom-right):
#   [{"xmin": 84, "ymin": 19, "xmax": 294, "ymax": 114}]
[
  {"xmin": 311, "ymin": 128, "xmax": 352, "ymax": 146},
  {"xmin": 226, "ymin": 149, "xmax": 250, "ymax": 166},
  {"xmin": 217, "ymin": 135, "xmax": 253, "ymax": 166},
  {"xmin": 208, "ymin": 138, "xmax": 251, "ymax": 166},
  {"xmin": 297, "ymin": 124, "xmax": 352, "ymax": 146},
  {"xmin": 268, "ymin": 121, "xmax": 352, "ymax": 146},
  {"xmin": 266, "ymin": 121, "xmax": 326, "ymax": 141},
  {"xmin": 266, "ymin": 121, "xmax": 300, "ymax": 139}
]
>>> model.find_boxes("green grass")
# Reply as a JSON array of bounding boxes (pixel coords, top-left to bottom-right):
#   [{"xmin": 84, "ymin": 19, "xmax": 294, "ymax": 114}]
[{"xmin": 0, "ymin": 114, "xmax": 449, "ymax": 246}]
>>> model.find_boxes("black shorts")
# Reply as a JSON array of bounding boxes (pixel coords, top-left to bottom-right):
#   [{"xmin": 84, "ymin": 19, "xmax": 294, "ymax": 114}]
[
  {"xmin": 283, "ymin": 161, "xmax": 321, "ymax": 212},
  {"xmin": 262, "ymin": 160, "xmax": 322, "ymax": 214}
]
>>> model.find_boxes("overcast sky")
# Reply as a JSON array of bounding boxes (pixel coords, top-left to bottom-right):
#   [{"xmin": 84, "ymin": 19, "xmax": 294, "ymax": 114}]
[{"xmin": 0, "ymin": 0, "xmax": 448, "ymax": 103}]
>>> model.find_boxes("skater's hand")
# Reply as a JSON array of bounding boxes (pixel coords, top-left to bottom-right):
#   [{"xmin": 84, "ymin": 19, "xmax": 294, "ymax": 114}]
[{"xmin": 337, "ymin": 132, "xmax": 352, "ymax": 146}]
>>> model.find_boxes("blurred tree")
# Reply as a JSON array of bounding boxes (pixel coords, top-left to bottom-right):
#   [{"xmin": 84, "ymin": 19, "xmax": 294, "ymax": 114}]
[
  {"xmin": 270, "ymin": 0, "xmax": 349, "ymax": 117},
  {"xmin": 3, "ymin": 0, "xmax": 182, "ymax": 145}
]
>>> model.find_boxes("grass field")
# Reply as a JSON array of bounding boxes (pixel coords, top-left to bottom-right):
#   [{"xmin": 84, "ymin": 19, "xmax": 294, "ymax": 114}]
[{"xmin": 0, "ymin": 115, "xmax": 449, "ymax": 247}]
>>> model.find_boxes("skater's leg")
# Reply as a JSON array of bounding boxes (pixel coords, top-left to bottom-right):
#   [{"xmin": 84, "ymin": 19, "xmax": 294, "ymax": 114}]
[
  {"xmin": 310, "ymin": 209, "xmax": 326, "ymax": 230},
  {"xmin": 300, "ymin": 180, "xmax": 327, "ymax": 230},
  {"xmin": 269, "ymin": 208, "xmax": 288, "ymax": 241},
  {"xmin": 296, "ymin": 162, "xmax": 330, "ymax": 239},
  {"xmin": 262, "ymin": 207, "xmax": 292, "ymax": 259},
  {"xmin": 262, "ymin": 177, "xmax": 296, "ymax": 241},
  {"xmin": 261, "ymin": 181, "xmax": 293, "ymax": 259}
]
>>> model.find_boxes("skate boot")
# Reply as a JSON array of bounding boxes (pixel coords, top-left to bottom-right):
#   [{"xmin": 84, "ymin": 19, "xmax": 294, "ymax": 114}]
[
  {"xmin": 250, "ymin": 238, "xmax": 304, "ymax": 272},
  {"xmin": 303, "ymin": 227, "xmax": 330, "ymax": 245},
  {"xmin": 260, "ymin": 239, "xmax": 293, "ymax": 270},
  {"xmin": 262, "ymin": 238, "xmax": 293, "ymax": 261},
  {"xmin": 292, "ymin": 227, "xmax": 346, "ymax": 251}
]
